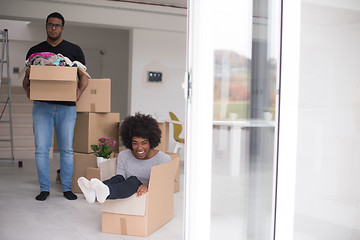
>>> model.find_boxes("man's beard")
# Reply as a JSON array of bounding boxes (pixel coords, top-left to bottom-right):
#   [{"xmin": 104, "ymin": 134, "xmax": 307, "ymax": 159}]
[{"xmin": 48, "ymin": 34, "xmax": 61, "ymax": 41}]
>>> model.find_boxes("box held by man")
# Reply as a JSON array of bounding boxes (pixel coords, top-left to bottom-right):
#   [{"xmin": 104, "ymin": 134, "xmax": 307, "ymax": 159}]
[{"xmin": 29, "ymin": 65, "xmax": 77, "ymax": 101}]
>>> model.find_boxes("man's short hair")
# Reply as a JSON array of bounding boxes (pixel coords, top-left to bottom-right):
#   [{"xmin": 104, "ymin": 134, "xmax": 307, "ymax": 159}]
[{"xmin": 46, "ymin": 12, "xmax": 65, "ymax": 26}]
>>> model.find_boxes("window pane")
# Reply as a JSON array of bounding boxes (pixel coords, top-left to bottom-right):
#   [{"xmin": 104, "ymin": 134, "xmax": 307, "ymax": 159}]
[{"xmin": 211, "ymin": 0, "xmax": 280, "ymax": 239}]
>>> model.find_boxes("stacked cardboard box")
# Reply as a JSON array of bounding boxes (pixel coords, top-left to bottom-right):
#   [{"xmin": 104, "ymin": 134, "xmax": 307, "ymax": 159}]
[
  {"xmin": 72, "ymin": 152, "xmax": 97, "ymax": 193},
  {"xmin": 71, "ymin": 78, "xmax": 120, "ymax": 193},
  {"xmin": 76, "ymin": 78, "xmax": 111, "ymax": 112},
  {"xmin": 156, "ymin": 121, "xmax": 169, "ymax": 152}
]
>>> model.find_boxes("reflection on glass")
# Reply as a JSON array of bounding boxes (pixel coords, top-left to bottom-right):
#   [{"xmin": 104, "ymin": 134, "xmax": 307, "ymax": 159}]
[
  {"xmin": 211, "ymin": 0, "xmax": 280, "ymax": 239},
  {"xmin": 213, "ymin": 0, "xmax": 253, "ymax": 121},
  {"xmin": 214, "ymin": 50, "xmax": 251, "ymax": 120},
  {"xmin": 212, "ymin": 0, "xmax": 278, "ymax": 121}
]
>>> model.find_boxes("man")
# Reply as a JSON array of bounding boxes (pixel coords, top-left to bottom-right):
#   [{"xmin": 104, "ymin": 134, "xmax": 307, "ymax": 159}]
[{"xmin": 22, "ymin": 12, "xmax": 89, "ymax": 201}]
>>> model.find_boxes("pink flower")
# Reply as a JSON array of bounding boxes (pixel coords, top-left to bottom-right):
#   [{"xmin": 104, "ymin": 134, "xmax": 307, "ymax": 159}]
[{"xmin": 91, "ymin": 137, "xmax": 117, "ymax": 158}]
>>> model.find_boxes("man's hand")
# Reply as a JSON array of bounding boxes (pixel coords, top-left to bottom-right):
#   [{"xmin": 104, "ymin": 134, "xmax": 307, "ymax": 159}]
[
  {"xmin": 76, "ymin": 67, "xmax": 89, "ymax": 101},
  {"xmin": 136, "ymin": 183, "xmax": 149, "ymax": 197},
  {"xmin": 76, "ymin": 88, "xmax": 81, "ymax": 100}
]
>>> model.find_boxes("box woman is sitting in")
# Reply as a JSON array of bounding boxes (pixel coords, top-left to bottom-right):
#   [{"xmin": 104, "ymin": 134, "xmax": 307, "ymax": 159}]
[{"xmin": 78, "ymin": 113, "xmax": 171, "ymax": 203}]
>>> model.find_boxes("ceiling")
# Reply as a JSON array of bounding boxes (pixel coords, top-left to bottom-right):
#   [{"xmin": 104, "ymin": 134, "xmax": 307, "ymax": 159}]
[{"xmin": 108, "ymin": 0, "xmax": 187, "ymax": 9}]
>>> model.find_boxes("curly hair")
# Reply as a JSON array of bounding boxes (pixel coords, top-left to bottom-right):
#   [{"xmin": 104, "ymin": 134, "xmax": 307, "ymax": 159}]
[{"xmin": 120, "ymin": 112, "xmax": 162, "ymax": 150}]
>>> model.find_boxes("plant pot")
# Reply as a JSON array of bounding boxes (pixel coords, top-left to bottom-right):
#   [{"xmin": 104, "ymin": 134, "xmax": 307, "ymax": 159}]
[
  {"xmin": 263, "ymin": 111, "xmax": 273, "ymax": 121},
  {"xmin": 97, "ymin": 157, "xmax": 109, "ymax": 167}
]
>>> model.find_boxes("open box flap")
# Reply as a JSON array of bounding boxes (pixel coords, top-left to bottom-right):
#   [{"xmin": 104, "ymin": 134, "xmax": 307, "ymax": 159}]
[
  {"xmin": 99, "ymin": 157, "xmax": 117, "ymax": 181},
  {"xmin": 101, "ymin": 192, "xmax": 147, "ymax": 216},
  {"xmin": 148, "ymin": 158, "xmax": 179, "ymax": 190},
  {"xmin": 20, "ymin": 65, "xmax": 91, "ymax": 79}
]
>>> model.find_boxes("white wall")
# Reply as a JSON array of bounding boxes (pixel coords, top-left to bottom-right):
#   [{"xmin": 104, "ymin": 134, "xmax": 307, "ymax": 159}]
[
  {"xmin": 294, "ymin": 2, "xmax": 360, "ymax": 239},
  {"xmin": 130, "ymin": 28, "xmax": 186, "ymax": 151}
]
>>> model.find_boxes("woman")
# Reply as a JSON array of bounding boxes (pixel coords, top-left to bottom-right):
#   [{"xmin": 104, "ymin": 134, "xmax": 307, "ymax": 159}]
[{"xmin": 78, "ymin": 113, "xmax": 171, "ymax": 203}]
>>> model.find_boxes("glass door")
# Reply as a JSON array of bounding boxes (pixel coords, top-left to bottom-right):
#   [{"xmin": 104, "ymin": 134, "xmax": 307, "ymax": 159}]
[
  {"xmin": 211, "ymin": 0, "xmax": 280, "ymax": 239},
  {"xmin": 185, "ymin": 0, "xmax": 283, "ymax": 239}
]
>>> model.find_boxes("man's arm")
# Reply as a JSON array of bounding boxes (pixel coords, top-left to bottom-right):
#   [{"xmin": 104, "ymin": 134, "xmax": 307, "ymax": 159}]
[
  {"xmin": 22, "ymin": 67, "xmax": 31, "ymax": 99},
  {"xmin": 76, "ymin": 68, "xmax": 89, "ymax": 100}
]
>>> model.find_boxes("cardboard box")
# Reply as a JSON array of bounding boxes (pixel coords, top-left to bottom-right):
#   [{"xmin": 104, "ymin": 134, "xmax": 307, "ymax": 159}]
[
  {"xmin": 116, "ymin": 148, "xmax": 180, "ymax": 193},
  {"xmin": 72, "ymin": 152, "xmax": 115, "ymax": 193},
  {"xmin": 72, "ymin": 152, "xmax": 97, "ymax": 193},
  {"xmin": 76, "ymin": 78, "xmax": 111, "ymax": 113},
  {"xmin": 101, "ymin": 192, "xmax": 147, "ymax": 216},
  {"xmin": 86, "ymin": 167, "xmax": 101, "ymax": 180},
  {"xmin": 73, "ymin": 112, "xmax": 120, "ymax": 153},
  {"xmin": 29, "ymin": 65, "xmax": 77, "ymax": 101},
  {"xmin": 100, "ymin": 158, "xmax": 179, "ymax": 237},
  {"xmin": 156, "ymin": 121, "xmax": 169, "ymax": 152},
  {"xmin": 166, "ymin": 152, "xmax": 180, "ymax": 193},
  {"xmin": 118, "ymin": 146, "xmax": 126, "ymax": 152}
]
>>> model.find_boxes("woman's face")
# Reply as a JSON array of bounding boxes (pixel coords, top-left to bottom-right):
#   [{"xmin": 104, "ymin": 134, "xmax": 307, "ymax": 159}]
[{"xmin": 131, "ymin": 136, "xmax": 151, "ymax": 159}]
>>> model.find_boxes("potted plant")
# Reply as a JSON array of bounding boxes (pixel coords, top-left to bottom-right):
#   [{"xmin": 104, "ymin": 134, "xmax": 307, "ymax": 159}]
[
  {"xmin": 91, "ymin": 137, "xmax": 117, "ymax": 167},
  {"xmin": 263, "ymin": 105, "xmax": 275, "ymax": 121}
]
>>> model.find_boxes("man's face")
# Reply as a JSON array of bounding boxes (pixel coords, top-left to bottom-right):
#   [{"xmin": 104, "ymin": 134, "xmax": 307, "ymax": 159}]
[{"xmin": 46, "ymin": 17, "xmax": 63, "ymax": 41}]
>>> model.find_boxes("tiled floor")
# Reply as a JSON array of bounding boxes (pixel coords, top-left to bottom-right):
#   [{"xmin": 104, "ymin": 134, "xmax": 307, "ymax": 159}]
[{"xmin": 0, "ymin": 154, "xmax": 184, "ymax": 240}]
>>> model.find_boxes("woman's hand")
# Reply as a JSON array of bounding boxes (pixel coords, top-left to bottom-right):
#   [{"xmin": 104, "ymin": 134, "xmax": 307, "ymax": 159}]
[{"xmin": 136, "ymin": 183, "xmax": 149, "ymax": 197}]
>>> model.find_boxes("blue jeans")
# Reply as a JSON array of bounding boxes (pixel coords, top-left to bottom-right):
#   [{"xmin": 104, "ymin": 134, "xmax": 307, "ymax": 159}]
[{"xmin": 33, "ymin": 101, "xmax": 76, "ymax": 192}]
